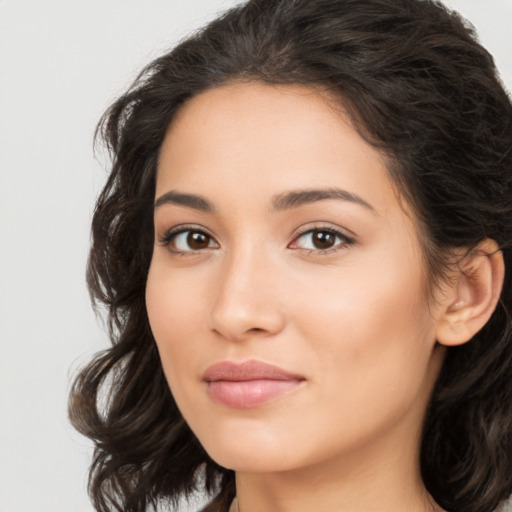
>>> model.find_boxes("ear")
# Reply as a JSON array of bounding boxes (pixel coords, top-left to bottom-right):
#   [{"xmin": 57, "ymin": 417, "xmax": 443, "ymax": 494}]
[{"xmin": 436, "ymin": 239, "xmax": 504, "ymax": 347}]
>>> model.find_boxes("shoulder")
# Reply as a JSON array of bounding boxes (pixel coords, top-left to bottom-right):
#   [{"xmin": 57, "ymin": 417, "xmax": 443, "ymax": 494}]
[
  {"xmin": 199, "ymin": 501, "xmax": 223, "ymax": 512},
  {"xmin": 199, "ymin": 497, "xmax": 236, "ymax": 512}
]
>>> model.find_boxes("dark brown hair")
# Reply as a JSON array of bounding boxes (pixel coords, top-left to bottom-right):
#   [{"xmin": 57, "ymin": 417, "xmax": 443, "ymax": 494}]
[{"xmin": 69, "ymin": 1, "xmax": 512, "ymax": 511}]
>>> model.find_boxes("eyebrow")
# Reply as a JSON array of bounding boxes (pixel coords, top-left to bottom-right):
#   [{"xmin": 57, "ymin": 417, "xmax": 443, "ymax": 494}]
[
  {"xmin": 154, "ymin": 190, "xmax": 214, "ymax": 212},
  {"xmin": 271, "ymin": 188, "xmax": 375, "ymax": 212},
  {"xmin": 154, "ymin": 187, "xmax": 374, "ymax": 213}
]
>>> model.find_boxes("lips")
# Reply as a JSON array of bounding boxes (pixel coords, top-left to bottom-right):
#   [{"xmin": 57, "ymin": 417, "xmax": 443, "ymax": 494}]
[{"xmin": 203, "ymin": 360, "xmax": 305, "ymax": 408}]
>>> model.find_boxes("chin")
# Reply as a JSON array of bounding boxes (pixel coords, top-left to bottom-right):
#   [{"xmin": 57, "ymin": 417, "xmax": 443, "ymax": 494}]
[
  {"xmin": 195, "ymin": 423, "xmax": 303, "ymax": 473},
  {"xmin": 207, "ymin": 446, "xmax": 297, "ymax": 473}
]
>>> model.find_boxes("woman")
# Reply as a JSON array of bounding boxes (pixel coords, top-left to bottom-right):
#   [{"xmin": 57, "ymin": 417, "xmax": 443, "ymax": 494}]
[{"xmin": 69, "ymin": 0, "xmax": 512, "ymax": 511}]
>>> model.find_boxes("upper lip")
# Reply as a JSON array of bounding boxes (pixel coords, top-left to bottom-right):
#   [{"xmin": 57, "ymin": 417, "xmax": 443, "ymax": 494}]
[{"xmin": 203, "ymin": 360, "xmax": 304, "ymax": 382}]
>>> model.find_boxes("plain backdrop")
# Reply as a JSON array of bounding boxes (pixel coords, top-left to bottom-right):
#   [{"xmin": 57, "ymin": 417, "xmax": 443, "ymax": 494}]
[{"xmin": 0, "ymin": 1, "xmax": 511, "ymax": 511}]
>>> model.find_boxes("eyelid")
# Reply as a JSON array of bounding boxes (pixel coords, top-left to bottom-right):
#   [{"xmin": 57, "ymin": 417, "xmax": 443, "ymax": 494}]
[
  {"xmin": 157, "ymin": 222, "xmax": 355, "ymax": 255},
  {"xmin": 288, "ymin": 224, "xmax": 356, "ymax": 253},
  {"xmin": 157, "ymin": 224, "xmax": 219, "ymax": 253}
]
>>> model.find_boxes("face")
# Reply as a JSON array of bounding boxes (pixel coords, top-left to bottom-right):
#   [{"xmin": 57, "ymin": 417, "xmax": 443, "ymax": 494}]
[{"xmin": 146, "ymin": 82, "xmax": 445, "ymax": 475}]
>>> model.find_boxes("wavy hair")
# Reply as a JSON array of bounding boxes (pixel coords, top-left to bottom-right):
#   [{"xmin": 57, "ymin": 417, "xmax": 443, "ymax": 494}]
[{"xmin": 69, "ymin": 1, "xmax": 512, "ymax": 511}]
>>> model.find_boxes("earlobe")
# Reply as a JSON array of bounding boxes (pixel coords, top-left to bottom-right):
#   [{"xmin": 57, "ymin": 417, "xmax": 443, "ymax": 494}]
[{"xmin": 436, "ymin": 239, "xmax": 504, "ymax": 347}]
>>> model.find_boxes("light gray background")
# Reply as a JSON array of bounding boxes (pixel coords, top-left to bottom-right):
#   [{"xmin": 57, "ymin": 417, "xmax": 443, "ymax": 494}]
[{"xmin": 0, "ymin": 1, "xmax": 511, "ymax": 511}]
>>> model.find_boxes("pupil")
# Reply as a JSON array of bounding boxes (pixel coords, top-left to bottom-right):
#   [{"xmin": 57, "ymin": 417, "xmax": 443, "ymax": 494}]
[
  {"xmin": 188, "ymin": 232, "xmax": 209, "ymax": 249},
  {"xmin": 313, "ymin": 231, "xmax": 334, "ymax": 249}
]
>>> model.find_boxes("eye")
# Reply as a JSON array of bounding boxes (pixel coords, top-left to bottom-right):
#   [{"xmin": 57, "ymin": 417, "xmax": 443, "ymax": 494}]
[
  {"xmin": 159, "ymin": 227, "xmax": 218, "ymax": 253},
  {"xmin": 290, "ymin": 227, "xmax": 353, "ymax": 253}
]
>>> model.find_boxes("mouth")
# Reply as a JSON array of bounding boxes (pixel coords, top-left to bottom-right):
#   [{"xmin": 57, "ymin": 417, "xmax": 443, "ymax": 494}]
[{"xmin": 203, "ymin": 360, "xmax": 306, "ymax": 408}]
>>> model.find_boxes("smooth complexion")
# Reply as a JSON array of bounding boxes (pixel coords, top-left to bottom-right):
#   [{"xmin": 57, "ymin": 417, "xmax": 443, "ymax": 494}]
[{"xmin": 146, "ymin": 82, "xmax": 450, "ymax": 512}]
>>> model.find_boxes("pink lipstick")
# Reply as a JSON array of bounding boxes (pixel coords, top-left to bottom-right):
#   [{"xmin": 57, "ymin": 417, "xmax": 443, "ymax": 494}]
[{"xmin": 203, "ymin": 360, "xmax": 305, "ymax": 408}]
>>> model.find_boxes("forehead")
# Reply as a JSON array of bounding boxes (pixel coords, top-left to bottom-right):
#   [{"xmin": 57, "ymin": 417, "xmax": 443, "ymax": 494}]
[{"xmin": 156, "ymin": 82, "xmax": 394, "ymax": 209}]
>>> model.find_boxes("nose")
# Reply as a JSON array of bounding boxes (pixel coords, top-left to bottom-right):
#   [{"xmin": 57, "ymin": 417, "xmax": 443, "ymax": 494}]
[{"xmin": 209, "ymin": 245, "xmax": 286, "ymax": 342}]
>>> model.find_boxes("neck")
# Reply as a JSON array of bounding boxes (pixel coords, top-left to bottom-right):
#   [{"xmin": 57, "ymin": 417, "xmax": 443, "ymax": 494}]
[{"xmin": 234, "ymin": 422, "xmax": 443, "ymax": 512}]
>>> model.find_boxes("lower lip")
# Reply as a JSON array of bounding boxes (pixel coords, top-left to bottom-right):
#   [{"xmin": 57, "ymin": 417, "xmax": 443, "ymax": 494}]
[{"xmin": 207, "ymin": 379, "xmax": 303, "ymax": 408}]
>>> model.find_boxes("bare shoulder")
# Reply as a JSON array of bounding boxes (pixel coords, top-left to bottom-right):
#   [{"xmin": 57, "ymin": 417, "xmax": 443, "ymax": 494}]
[
  {"xmin": 199, "ymin": 496, "xmax": 236, "ymax": 512},
  {"xmin": 198, "ymin": 500, "xmax": 223, "ymax": 512}
]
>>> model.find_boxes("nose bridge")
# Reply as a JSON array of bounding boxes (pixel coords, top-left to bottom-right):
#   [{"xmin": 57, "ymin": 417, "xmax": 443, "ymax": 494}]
[{"xmin": 209, "ymin": 237, "xmax": 285, "ymax": 340}]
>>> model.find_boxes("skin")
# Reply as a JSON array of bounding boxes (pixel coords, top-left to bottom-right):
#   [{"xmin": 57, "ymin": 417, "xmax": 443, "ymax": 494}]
[{"xmin": 146, "ymin": 82, "xmax": 451, "ymax": 512}]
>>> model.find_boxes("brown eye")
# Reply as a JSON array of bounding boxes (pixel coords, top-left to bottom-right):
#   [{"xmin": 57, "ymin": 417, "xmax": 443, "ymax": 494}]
[
  {"xmin": 311, "ymin": 231, "xmax": 336, "ymax": 250},
  {"xmin": 291, "ymin": 228, "xmax": 351, "ymax": 253},
  {"xmin": 187, "ymin": 232, "xmax": 210, "ymax": 250},
  {"xmin": 164, "ymin": 229, "xmax": 218, "ymax": 253}
]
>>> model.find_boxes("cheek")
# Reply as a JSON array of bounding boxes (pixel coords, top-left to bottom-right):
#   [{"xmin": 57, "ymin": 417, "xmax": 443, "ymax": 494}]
[
  {"xmin": 291, "ymin": 243, "xmax": 436, "ymax": 401},
  {"xmin": 293, "ymin": 245, "xmax": 429, "ymax": 337},
  {"xmin": 145, "ymin": 263, "xmax": 205, "ymax": 386}
]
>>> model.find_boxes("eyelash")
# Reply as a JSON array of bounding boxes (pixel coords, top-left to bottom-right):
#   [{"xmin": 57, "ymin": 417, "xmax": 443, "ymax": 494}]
[
  {"xmin": 158, "ymin": 224, "xmax": 355, "ymax": 256},
  {"xmin": 290, "ymin": 225, "xmax": 355, "ymax": 255},
  {"xmin": 158, "ymin": 224, "xmax": 217, "ymax": 255}
]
